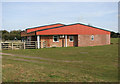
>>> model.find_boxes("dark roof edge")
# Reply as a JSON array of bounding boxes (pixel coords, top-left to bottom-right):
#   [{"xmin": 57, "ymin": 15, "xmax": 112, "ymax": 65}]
[
  {"xmin": 26, "ymin": 23, "xmax": 65, "ymax": 31},
  {"xmin": 27, "ymin": 25, "xmax": 66, "ymax": 34}
]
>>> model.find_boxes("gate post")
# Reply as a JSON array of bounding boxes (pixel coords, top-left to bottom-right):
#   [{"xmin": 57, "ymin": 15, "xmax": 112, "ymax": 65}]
[{"xmin": 12, "ymin": 43, "xmax": 13, "ymax": 50}]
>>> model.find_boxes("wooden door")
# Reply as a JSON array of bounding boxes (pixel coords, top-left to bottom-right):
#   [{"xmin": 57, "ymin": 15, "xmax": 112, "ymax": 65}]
[
  {"xmin": 74, "ymin": 35, "xmax": 78, "ymax": 47},
  {"xmin": 62, "ymin": 39, "xmax": 64, "ymax": 47}
]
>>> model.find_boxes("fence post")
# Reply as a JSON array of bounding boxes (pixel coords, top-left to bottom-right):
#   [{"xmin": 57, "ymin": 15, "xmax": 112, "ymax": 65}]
[
  {"xmin": 12, "ymin": 43, "xmax": 13, "ymax": 50},
  {"xmin": 24, "ymin": 42, "xmax": 25, "ymax": 49}
]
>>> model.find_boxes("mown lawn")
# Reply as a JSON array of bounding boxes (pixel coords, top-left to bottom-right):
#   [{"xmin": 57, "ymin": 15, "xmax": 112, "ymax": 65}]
[{"xmin": 2, "ymin": 38, "xmax": 118, "ymax": 82}]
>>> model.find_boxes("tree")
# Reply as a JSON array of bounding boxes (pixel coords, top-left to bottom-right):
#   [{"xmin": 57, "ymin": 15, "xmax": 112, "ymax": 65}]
[
  {"xmin": 1, "ymin": 30, "xmax": 10, "ymax": 40},
  {"xmin": 2, "ymin": 33, "xmax": 10, "ymax": 40},
  {"xmin": 9, "ymin": 30, "xmax": 21, "ymax": 40},
  {"xmin": 111, "ymin": 32, "xmax": 119, "ymax": 38},
  {"xmin": 2, "ymin": 30, "xmax": 9, "ymax": 35},
  {"xmin": 1, "ymin": 30, "xmax": 22, "ymax": 41}
]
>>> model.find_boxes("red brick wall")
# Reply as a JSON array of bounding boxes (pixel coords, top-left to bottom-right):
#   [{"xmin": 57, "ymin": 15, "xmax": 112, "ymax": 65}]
[
  {"xmin": 40, "ymin": 35, "xmax": 76, "ymax": 48},
  {"xmin": 78, "ymin": 34, "xmax": 110, "ymax": 47},
  {"xmin": 40, "ymin": 34, "xmax": 110, "ymax": 48}
]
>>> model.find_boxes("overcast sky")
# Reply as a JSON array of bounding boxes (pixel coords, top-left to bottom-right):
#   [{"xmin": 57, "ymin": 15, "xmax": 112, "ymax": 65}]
[{"xmin": 2, "ymin": 2, "xmax": 118, "ymax": 32}]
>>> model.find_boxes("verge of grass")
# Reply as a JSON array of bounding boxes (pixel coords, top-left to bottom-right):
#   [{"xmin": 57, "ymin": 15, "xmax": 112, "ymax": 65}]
[{"xmin": 2, "ymin": 38, "xmax": 118, "ymax": 82}]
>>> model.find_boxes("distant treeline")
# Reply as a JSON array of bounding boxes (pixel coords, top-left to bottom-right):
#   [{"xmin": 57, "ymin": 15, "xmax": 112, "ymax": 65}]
[
  {"xmin": 111, "ymin": 32, "xmax": 120, "ymax": 38},
  {"xmin": 1, "ymin": 30, "xmax": 21, "ymax": 41},
  {"xmin": 0, "ymin": 30, "xmax": 120, "ymax": 41}
]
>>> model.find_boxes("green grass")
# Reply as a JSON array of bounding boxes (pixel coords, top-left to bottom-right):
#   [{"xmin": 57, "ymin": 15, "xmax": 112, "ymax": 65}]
[
  {"xmin": 2, "ymin": 38, "xmax": 118, "ymax": 82},
  {"xmin": 111, "ymin": 38, "xmax": 118, "ymax": 44}
]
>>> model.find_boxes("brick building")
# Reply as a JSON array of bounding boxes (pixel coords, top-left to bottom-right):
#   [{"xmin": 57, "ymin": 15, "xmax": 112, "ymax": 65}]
[{"xmin": 21, "ymin": 23, "xmax": 111, "ymax": 48}]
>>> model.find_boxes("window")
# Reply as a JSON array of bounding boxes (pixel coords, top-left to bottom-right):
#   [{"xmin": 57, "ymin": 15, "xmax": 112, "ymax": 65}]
[
  {"xmin": 69, "ymin": 36, "xmax": 74, "ymax": 42},
  {"xmin": 91, "ymin": 35, "xmax": 94, "ymax": 41},
  {"xmin": 53, "ymin": 36, "xmax": 59, "ymax": 42}
]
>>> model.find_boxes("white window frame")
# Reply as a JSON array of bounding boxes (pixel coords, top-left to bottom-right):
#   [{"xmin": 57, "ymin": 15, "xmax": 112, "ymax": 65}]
[
  {"xmin": 91, "ymin": 35, "xmax": 94, "ymax": 41},
  {"xmin": 53, "ymin": 35, "xmax": 59, "ymax": 42},
  {"xmin": 69, "ymin": 36, "xmax": 74, "ymax": 42}
]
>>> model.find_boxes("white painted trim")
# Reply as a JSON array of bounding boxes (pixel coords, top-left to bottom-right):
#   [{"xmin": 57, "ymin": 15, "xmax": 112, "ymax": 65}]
[
  {"xmin": 65, "ymin": 35, "xmax": 67, "ymax": 47},
  {"xmin": 37, "ymin": 35, "xmax": 40, "ymax": 49}
]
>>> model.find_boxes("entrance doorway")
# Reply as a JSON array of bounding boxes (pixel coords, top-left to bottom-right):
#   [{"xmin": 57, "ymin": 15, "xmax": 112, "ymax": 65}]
[
  {"xmin": 74, "ymin": 35, "xmax": 78, "ymax": 47},
  {"xmin": 62, "ymin": 39, "xmax": 64, "ymax": 47}
]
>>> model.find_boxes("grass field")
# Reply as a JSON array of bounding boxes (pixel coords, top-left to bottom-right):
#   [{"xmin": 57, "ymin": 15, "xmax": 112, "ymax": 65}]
[{"xmin": 2, "ymin": 38, "xmax": 118, "ymax": 82}]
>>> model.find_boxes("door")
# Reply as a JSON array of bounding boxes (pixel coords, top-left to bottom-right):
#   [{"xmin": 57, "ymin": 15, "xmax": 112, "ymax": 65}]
[
  {"xmin": 62, "ymin": 39, "xmax": 64, "ymax": 47},
  {"xmin": 74, "ymin": 35, "xmax": 78, "ymax": 47}
]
